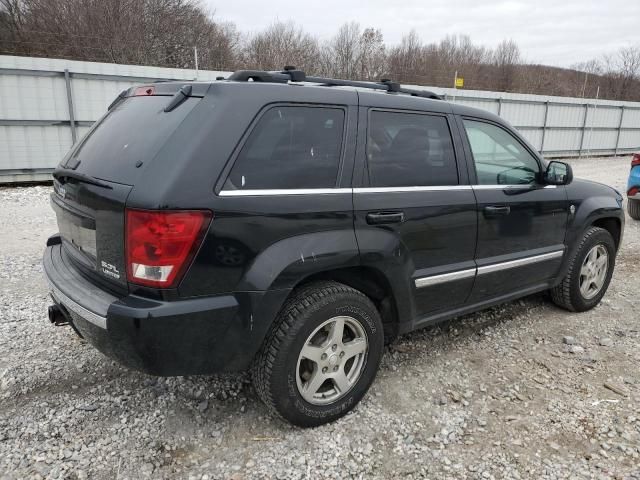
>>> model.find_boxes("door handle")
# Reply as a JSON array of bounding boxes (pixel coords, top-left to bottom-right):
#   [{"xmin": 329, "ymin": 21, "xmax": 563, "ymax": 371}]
[
  {"xmin": 484, "ymin": 205, "xmax": 511, "ymax": 217},
  {"xmin": 366, "ymin": 212, "xmax": 405, "ymax": 225}
]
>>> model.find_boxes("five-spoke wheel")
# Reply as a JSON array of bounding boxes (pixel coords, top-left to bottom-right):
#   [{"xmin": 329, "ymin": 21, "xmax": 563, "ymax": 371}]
[
  {"xmin": 296, "ymin": 316, "xmax": 368, "ymax": 405},
  {"xmin": 579, "ymin": 244, "xmax": 609, "ymax": 300}
]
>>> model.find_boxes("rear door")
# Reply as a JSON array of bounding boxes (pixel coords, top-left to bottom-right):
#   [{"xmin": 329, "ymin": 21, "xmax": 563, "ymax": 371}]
[
  {"xmin": 458, "ymin": 117, "xmax": 569, "ymax": 301},
  {"xmin": 353, "ymin": 101, "xmax": 478, "ymax": 322},
  {"xmin": 52, "ymin": 87, "xmax": 204, "ymax": 291}
]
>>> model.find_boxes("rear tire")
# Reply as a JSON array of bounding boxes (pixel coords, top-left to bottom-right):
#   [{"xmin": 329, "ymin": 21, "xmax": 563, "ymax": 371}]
[
  {"xmin": 628, "ymin": 198, "xmax": 640, "ymax": 220},
  {"xmin": 252, "ymin": 281, "xmax": 384, "ymax": 427},
  {"xmin": 550, "ymin": 227, "xmax": 616, "ymax": 312}
]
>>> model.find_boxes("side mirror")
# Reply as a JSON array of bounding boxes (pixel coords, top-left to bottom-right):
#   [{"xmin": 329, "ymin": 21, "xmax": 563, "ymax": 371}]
[{"xmin": 544, "ymin": 161, "xmax": 573, "ymax": 186}]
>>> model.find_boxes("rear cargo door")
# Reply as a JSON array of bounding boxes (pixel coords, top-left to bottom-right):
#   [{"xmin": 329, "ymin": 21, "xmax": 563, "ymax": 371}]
[
  {"xmin": 51, "ymin": 177, "xmax": 132, "ymax": 290},
  {"xmin": 52, "ymin": 86, "xmax": 204, "ymax": 290}
]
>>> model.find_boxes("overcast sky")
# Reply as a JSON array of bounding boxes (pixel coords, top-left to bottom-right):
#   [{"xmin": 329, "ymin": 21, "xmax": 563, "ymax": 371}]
[{"xmin": 207, "ymin": 0, "xmax": 640, "ymax": 67}]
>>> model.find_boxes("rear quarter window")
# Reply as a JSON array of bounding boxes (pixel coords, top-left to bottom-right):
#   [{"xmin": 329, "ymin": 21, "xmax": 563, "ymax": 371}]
[{"xmin": 223, "ymin": 106, "xmax": 345, "ymax": 190}]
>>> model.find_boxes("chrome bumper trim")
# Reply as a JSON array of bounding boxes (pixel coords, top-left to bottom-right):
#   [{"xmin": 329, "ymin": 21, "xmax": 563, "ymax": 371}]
[{"xmin": 48, "ymin": 280, "xmax": 107, "ymax": 329}]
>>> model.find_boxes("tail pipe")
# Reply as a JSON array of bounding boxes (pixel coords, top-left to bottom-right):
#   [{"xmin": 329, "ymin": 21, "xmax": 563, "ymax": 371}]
[{"xmin": 48, "ymin": 304, "xmax": 69, "ymax": 326}]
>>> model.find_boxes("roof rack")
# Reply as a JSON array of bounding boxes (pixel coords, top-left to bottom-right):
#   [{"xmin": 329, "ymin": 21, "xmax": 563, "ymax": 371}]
[{"xmin": 225, "ymin": 66, "xmax": 442, "ymax": 100}]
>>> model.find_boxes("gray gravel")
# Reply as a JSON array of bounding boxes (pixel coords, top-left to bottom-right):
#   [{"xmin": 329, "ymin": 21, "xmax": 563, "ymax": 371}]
[{"xmin": 1, "ymin": 156, "xmax": 639, "ymax": 480}]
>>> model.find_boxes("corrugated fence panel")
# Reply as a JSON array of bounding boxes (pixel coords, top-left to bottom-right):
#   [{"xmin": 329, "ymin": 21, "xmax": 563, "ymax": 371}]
[
  {"xmin": 501, "ymin": 102, "xmax": 546, "ymax": 127},
  {"xmin": 622, "ymin": 108, "xmax": 640, "ymax": 128},
  {"xmin": 453, "ymin": 97, "xmax": 499, "ymax": 113},
  {"xmin": 589, "ymin": 106, "xmax": 622, "ymax": 128},
  {"xmin": 72, "ymin": 78, "xmax": 143, "ymax": 121},
  {"xmin": 516, "ymin": 128, "xmax": 543, "ymax": 150},
  {"xmin": 619, "ymin": 130, "xmax": 640, "ymax": 150},
  {"xmin": 0, "ymin": 125, "xmax": 72, "ymax": 169},
  {"xmin": 544, "ymin": 129, "xmax": 583, "ymax": 153},
  {"xmin": 1, "ymin": 54, "xmax": 640, "ymax": 182},
  {"xmin": 546, "ymin": 104, "xmax": 586, "ymax": 127},
  {"xmin": 0, "ymin": 74, "xmax": 69, "ymax": 120},
  {"xmin": 582, "ymin": 129, "xmax": 619, "ymax": 151}
]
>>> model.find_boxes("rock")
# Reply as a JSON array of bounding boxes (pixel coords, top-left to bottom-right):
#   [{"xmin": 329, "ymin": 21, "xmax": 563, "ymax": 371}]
[
  {"xmin": 598, "ymin": 338, "xmax": 613, "ymax": 347},
  {"xmin": 392, "ymin": 344, "xmax": 412, "ymax": 353},
  {"xmin": 549, "ymin": 442, "xmax": 561, "ymax": 451},
  {"xmin": 76, "ymin": 404, "xmax": 99, "ymax": 412},
  {"xmin": 603, "ymin": 381, "xmax": 629, "ymax": 397},
  {"xmin": 563, "ymin": 336, "xmax": 577, "ymax": 345},
  {"xmin": 567, "ymin": 345, "xmax": 584, "ymax": 354},
  {"xmin": 197, "ymin": 400, "xmax": 209, "ymax": 412}
]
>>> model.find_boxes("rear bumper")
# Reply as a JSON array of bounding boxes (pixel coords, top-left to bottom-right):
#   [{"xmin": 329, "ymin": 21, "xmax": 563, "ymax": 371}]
[{"xmin": 43, "ymin": 243, "xmax": 286, "ymax": 375}]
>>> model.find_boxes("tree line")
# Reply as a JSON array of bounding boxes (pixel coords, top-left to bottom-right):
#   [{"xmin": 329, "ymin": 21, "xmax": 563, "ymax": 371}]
[{"xmin": 1, "ymin": 0, "xmax": 639, "ymax": 101}]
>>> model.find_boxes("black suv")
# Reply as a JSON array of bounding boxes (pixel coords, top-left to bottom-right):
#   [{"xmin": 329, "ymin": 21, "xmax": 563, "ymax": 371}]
[{"xmin": 44, "ymin": 68, "xmax": 624, "ymax": 427}]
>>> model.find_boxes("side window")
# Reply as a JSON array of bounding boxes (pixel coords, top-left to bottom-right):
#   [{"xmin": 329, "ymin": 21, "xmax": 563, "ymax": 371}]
[
  {"xmin": 463, "ymin": 120, "xmax": 540, "ymax": 185},
  {"xmin": 224, "ymin": 106, "xmax": 345, "ymax": 190},
  {"xmin": 366, "ymin": 111, "xmax": 458, "ymax": 187}
]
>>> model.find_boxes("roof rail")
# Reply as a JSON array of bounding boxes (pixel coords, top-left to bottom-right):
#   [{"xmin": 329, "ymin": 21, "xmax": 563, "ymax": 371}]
[{"xmin": 226, "ymin": 67, "xmax": 442, "ymax": 100}]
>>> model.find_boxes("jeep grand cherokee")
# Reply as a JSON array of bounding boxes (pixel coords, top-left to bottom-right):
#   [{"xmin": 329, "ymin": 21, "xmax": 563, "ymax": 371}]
[{"xmin": 44, "ymin": 68, "xmax": 624, "ymax": 427}]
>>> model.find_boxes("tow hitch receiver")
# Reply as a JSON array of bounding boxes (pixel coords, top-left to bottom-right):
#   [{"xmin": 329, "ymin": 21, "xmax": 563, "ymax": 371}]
[{"xmin": 48, "ymin": 304, "xmax": 69, "ymax": 326}]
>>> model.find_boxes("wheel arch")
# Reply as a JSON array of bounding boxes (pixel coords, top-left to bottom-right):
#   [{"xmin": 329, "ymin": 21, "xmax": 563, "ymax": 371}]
[
  {"xmin": 591, "ymin": 217, "xmax": 622, "ymax": 250},
  {"xmin": 296, "ymin": 266, "xmax": 408, "ymax": 343}
]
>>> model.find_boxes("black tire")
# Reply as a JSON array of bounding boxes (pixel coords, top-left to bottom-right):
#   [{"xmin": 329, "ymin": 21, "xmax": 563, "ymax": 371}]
[
  {"xmin": 252, "ymin": 281, "xmax": 384, "ymax": 427},
  {"xmin": 628, "ymin": 198, "xmax": 640, "ymax": 220},
  {"xmin": 550, "ymin": 227, "xmax": 616, "ymax": 312}
]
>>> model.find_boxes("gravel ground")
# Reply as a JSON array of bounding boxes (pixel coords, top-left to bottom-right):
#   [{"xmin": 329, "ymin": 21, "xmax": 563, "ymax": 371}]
[{"xmin": 1, "ymin": 156, "xmax": 639, "ymax": 480}]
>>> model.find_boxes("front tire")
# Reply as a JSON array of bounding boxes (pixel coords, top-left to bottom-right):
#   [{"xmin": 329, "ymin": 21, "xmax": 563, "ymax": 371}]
[
  {"xmin": 551, "ymin": 227, "xmax": 616, "ymax": 312},
  {"xmin": 628, "ymin": 198, "xmax": 640, "ymax": 220},
  {"xmin": 252, "ymin": 281, "xmax": 384, "ymax": 427}
]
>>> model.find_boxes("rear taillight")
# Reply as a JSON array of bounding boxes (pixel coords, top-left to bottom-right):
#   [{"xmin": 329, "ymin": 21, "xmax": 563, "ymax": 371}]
[
  {"xmin": 632, "ymin": 153, "xmax": 640, "ymax": 167},
  {"xmin": 629, "ymin": 186, "xmax": 639, "ymax": 197},
  {"xmin": 125, "ymin": 209, "xmax": 212, "ymax": 288}
]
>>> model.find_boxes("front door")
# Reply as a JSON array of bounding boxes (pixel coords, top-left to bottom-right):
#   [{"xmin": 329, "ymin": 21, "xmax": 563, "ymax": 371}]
[
  {"xmin": 459, "ymin": 117, "xmax": 569, "ymax": 301},
  {"xmin": 353, "ymin": 105, "xmax": 478, "ymax": 321}
]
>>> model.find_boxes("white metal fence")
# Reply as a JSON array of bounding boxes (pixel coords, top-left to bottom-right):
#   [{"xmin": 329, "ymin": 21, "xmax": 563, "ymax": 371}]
[{"xmin": 1, "ymin": 55, "xmax": 639, "ymax": 183}]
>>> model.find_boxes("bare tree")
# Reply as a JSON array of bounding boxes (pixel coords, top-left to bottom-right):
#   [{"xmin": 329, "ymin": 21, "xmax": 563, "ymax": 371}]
[
  {"xmin": 387, "ymin": 30, "xmax": 423, "ymax": 84},
  {"xmin": 0, "ymin": 0, "xmax": 239, "ymax": 68},
  {"xmin": 321, "ymin": 22, "xmax": 362, "ymax": 79},
  {"xmin": 357, "ymin": 28, "xmax": 386, "ymax": 81},
  {"xmin": 2, "ymin": 3, "xmax": 640, "ymax": 101},
  {"xmin": 242, "ymin": 21, "xmax": 319, "ymax": 72},
  {"xmin": 493, "ymin": 39, "xmax": 521, "ymax": 92}
]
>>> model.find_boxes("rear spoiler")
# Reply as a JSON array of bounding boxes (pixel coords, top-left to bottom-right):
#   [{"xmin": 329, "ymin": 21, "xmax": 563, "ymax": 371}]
[{"xmin": 108, "ymin": 82, "xmax": 211, "ymax": 111}]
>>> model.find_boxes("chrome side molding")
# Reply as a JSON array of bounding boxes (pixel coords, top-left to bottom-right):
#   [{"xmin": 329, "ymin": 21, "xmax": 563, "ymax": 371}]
[{"xmin": 414, "ymin": 250, "xmax": 564, "ymax": 288}]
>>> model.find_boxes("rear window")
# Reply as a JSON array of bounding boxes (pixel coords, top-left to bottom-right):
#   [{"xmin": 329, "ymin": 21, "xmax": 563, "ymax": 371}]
[
  {"xmin": 64, "ymin": 96, "xmax": 199, "ymax": 183},
  {"xmin": 223, "ymin": 106, "xmax": 345, "ymax": 190}
]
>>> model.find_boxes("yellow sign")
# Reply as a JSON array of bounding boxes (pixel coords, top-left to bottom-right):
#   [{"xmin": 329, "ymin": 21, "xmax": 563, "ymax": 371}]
[{"xmin": 455, "ymin": 77, "xmax": 464, "ymax": 88}]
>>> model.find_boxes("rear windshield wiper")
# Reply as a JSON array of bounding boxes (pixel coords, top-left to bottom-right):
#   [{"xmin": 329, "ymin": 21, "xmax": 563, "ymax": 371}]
[{"xmin": 53, "ymin": 169, "xmax": 113, "ymax": 190}]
